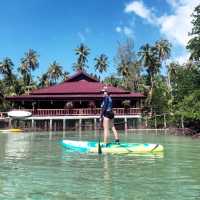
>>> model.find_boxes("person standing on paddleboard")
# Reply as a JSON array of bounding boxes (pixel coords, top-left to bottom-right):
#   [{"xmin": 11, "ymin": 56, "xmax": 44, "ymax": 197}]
[{"xmin": 100, "ymin": 86, "xmax": 120, "ymax": 146}]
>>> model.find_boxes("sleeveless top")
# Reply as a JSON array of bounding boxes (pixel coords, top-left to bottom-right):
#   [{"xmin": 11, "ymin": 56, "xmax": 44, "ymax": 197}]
[{"xmin": 101, "ymin": 96, "xmax": 112, "ymax": 117}]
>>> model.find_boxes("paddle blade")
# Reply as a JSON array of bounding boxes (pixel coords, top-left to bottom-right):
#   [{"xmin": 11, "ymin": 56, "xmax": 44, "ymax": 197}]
[{"xmin": 98, "ymin": 140, "xmax": 102, "ymax": 154}]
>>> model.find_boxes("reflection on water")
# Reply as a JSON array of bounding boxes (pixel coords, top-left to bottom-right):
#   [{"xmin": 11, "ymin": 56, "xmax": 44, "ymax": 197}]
[
  {"xmin": 4, "ymin": 133, "xmax": 31, "ymax": 160},
  {"xmin": 0, "ymin": 131, "xmax": 200, "ymax": 200}
]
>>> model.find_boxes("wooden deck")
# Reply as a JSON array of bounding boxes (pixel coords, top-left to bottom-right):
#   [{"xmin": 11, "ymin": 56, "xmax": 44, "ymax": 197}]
[
  {"xmin": 0, "ymin": 108, "xmax": 143, "ymax": 131},
  {"xmin": 0, "ymin": 108, "xmax": 142, "ymax": 118}
]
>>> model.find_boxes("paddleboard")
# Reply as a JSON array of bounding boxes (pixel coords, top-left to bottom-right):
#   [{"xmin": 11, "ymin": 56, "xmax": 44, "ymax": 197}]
[
  {"xmin": 61, "ymin": 140, "xmax": 164, "ymax": 154},
  {"xmin": 7, "ymin": 110, "xmax": 32, "ymax": 119}
]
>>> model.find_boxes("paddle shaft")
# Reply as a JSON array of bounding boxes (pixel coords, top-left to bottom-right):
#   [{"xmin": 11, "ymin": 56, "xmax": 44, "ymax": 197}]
[{"xmin": 98, "ymin": 120, "xmax": 102, "ymax": 154}]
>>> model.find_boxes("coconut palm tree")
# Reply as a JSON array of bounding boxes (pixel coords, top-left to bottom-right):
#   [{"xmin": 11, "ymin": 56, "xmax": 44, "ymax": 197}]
[
  {"xmin": 0, "ymin": 58, "xmax": 18, "ymax": 94},
  {"xmin": 138, "ymin": 43, "xmax": 161, "ymax": 110},
  {"xmin": 62, "ymin": 71, "xmax": 69, "ymax": 81},
  {"xmin": 73, "ymin": 43, "xmax": 90, "ymax": 71},
  {"xmin": 21, "ymin": 49, "xmax": 39, "ymax": 71},
  {"xmin": 19, "ymin": 49, "xmax": 39, "ymax": 86},
  {"xmin": 117, "ymin": 59, "xmax": 130, "ymax": 78},
  {"xmin": 94, "ymin": 54, "xmax": 108, "ymax": 73},
  {"xmin": 0, "ymin": 57, "xmax": 14, "ymax": 80},
  {"xmin": 47, "ymin": 61, "xmax": 63, "ymax": 85},
  {"xmin": 37, "ymin": 73, "xmax": 50, "ymax": 88},
  {"xmin": 155, "ymin": 39, "xmax": 171, "ymax": 61}
]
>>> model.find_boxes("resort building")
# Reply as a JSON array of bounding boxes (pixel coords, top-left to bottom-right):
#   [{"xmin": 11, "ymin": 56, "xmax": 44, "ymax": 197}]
[{"xmin": 6, "ymin": 70, "xmax": 145, "ymax": 131}]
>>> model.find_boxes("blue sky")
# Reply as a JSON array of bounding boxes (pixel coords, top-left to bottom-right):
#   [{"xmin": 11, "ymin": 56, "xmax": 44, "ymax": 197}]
[{"xmin": 0, "ymin": 0, "xmax": 199, "ymax": 79}]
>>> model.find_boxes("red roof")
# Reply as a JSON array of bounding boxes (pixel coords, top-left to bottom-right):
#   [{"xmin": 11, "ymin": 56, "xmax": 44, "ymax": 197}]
[
  {"xmin": 31, "ymin": 79, "xmax": 129, "ymax": 95},
  {"xmin": 7, "ymin": 70, "xmax": 144, "ymax": 100}
]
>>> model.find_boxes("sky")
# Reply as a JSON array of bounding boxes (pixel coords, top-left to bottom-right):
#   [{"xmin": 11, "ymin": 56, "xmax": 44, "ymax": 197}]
[{"xmin": 0, "ymin": 0, "xmax": 199, "ymax": 79}]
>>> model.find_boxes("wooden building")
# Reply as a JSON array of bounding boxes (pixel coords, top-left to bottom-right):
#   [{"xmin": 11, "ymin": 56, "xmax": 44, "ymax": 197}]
[{"xmin": 6, "ymin": 70, "xmax": 145, "ymax": 130}]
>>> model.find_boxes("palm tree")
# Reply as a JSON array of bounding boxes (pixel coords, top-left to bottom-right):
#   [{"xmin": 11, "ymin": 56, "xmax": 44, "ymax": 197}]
[
  {"xmin": 37, "ymin": 73, "xmax": 50, "ymax": 88},
  {"xmin": 155, "ymin": 39, "xmax": 171, "ymax": 61},
  {"xmin": 117, "ymin": 59, "xmax": 130, "ymax": 78},
  {"xmin": 21, "ymin": 49, "xmax": 39, "ymax": 71},
  {"xmin": 0, "ymin": 57, "xmax": 14, "ymax": 79},
  {"xmin": 0, "ymin": 58, "xmax": 18, "ymax": 95},
  {"xmin": 47, "ymin": 61, "xmax": 63, "ymax": 85},
  {"xmin": 19, "ymin": 49, "xmax": 39, "ymax": 86},
  {"xmin": 73, "ymin": 43, "xmax": 90, "ymax": 71},
  {"xmin": 138, "ymin": 43, "xmax": 161, "ymax": 110},
  {"xmin": 94, "ymin": 54, "xmax": 108, "ymax": 73},
  {"xmin": 62, "ymin": 71, "xmax": 69, "ymax": 81}
]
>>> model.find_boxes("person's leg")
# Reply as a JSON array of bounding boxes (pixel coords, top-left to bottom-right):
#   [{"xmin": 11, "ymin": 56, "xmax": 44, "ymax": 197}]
[
  {"xmin": 103, "ymin": 117, "xmax": 110, "ymax": 144},
  {"xmin": 110, "ymin": 120, "xmax": 120, "ymax": 143}
]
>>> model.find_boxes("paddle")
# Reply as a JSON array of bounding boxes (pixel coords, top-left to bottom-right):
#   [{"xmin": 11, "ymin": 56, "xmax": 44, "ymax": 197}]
[{"xmin": 98, "ymin": 119, "xmax": 102, "ymax": 154}]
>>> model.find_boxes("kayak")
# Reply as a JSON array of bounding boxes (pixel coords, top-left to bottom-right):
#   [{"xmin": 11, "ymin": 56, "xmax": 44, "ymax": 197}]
[
  {"xmin": 0, "ymin": 128, "xmax": 23, "ymax": 133},
  {"xmin": 61, "ymin": 140, "xmax": 164, "ymax": 154},
  {"xmin": 7, "ymin": 110, "xmax": 32, "ymax": 119}
]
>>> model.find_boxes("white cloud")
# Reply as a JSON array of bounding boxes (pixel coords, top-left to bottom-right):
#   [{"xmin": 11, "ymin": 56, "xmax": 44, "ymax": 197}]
[
  {"xmin": 125, "ymin": 1, "xmax": 157, "ymax": 25},
  {"xmin": 77, "ymin": 32, "xmax": 85, "ymax": 42},
  {"xmin": 166, "ymin": 52, "xmax": 190, "ymax": 65},
  {"xmin": 77, "ymin": 28, "xmax": 91, "ymax": 42},
  {"xmin": 166, "ymin": 0, "xmax": 179, "ymax": 8},
  {"xmin": 115, "ymin": 26, "xmax": 134, "ymax": 37},
  {"xmin": 124, "ymin": 26, "xmax": 134, "ymax": 37},
  {"xmin": 125, "ymin": 1, "xmax": 151, "ymax": 21},
  {"xmin": 158, "ymin": 0, "xmax": 199, "ymax": 46},
  {"xmin": 116, "ymin": 26, "xmax": 122, "ymax": 33},
  {"xmin": 124, "ymin": 0, "xmax": 199, "ymax": 47},
  {"xmin": 174, "ymin": 53, "xmax": 190, "ymax": 64}
]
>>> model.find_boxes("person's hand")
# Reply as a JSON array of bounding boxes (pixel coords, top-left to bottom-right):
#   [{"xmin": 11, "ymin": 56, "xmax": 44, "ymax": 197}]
[
  {"xmin": 99, "ymin": 117, "xmax": 103, "ymax": 123},
  {"xmin": 99, "ymin": 117, "xmax": 103, "ymax": 126}
]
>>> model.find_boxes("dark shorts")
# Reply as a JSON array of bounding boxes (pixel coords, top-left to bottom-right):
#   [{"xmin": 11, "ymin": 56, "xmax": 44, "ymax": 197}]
[{"xmin": 104, "ymin": 111, "xmax": 114, "ymax": 119}]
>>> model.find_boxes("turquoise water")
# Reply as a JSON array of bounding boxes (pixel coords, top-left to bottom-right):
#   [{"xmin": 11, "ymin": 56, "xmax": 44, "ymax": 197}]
[{"xmin": 0, "ymin": 130, "xmax": 200, "ymax": 200}]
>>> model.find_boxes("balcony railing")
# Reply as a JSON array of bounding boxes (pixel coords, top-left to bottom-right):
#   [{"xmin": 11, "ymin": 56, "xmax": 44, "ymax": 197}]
[
  {"xmin": 27, "ymin": 108, "xmax": 142, "ymax": 116},
  {"xmin": 0, "ymin": 108, "xmax": 142, "ymax": 118}
]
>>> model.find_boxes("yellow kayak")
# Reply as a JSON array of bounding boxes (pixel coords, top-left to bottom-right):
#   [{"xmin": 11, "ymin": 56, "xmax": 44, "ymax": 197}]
[{"xmin": 0, "ymin": 128, "xmax": 23, "ymax": 133}]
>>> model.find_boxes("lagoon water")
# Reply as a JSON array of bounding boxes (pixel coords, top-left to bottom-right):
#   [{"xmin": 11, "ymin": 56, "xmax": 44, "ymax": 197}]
[{"xmin": 0, "ymin": 130, "xmax": 200, "ymax": 200}]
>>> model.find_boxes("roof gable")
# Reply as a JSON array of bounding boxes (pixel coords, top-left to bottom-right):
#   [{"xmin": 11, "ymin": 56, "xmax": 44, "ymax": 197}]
[{"xmin": 65, "ymin": 70, "xmax": 98, "ymax": 82}]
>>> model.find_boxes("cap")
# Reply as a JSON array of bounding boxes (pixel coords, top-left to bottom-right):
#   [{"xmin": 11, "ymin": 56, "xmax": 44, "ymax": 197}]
[{"xmin": 101, "ymin": 86, "xmax": 108, "ymax": 92}]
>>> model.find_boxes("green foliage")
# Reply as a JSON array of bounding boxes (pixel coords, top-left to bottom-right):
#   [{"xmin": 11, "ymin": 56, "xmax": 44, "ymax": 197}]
[
  {"xmin": 171, "ymin": 66, "xmax": 200, "ymax": 104},
  {"xmin": 103, "ymin": 75, "xmax": 123, "ymax": 87},
  {"xmin": 138, "ymin": 39, "xmax": 172, "ymax": 110},
  {"xmin": 187, "ymin": 4, "xmax": 200, "ymax": 61},
  {"xmin": 177, "ymin": 90, "xmax": 200, "ymax": 120},
  {"xmin": 151, "ymin": 75, "xmax": 170, "ymax": 114},
  {"xmin": 122, "ymin": 100, "xmax": 131, "ymax": 108}
]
